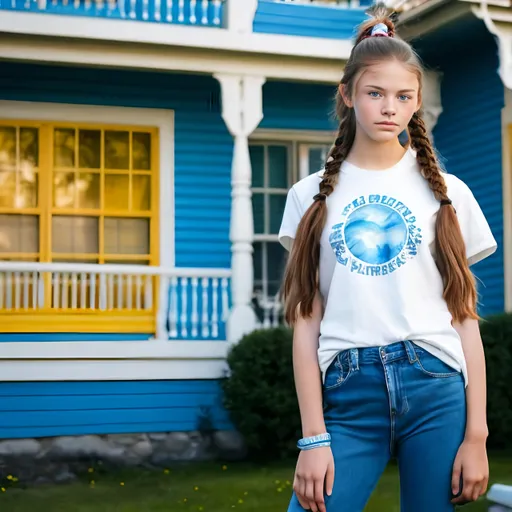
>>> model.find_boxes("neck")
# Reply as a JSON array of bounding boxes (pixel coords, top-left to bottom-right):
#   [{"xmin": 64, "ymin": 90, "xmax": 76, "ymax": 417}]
[{"xmin": 346, "ymin": 130, "xmax": 407, "ymax": 171}]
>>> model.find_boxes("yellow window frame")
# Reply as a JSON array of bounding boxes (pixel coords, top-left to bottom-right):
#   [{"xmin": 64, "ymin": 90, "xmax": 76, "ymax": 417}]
[{"xmin": 0, "ymin": 119, "xmax": 160, "ymax": 333}]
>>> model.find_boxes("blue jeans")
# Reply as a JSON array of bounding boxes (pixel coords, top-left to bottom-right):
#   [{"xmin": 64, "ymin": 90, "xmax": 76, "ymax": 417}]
[{"xmin": 287, "ymin": 340, "xmax": 466, "ymax": 512}]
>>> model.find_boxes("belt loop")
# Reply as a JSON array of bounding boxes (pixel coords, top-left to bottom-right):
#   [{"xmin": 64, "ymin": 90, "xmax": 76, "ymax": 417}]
[
  {"xmin": 349, "ymin": 348, "xmax": 359, "ymax": 371},
  {"xmin": 403, "ymin": 340, "xmax": 418, "ymax": 364}
]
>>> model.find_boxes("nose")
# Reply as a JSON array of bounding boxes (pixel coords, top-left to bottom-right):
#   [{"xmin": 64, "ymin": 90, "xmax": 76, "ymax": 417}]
[{"xmin": 381, "ymin": 99, "xmax": 396, "ymax": 117}]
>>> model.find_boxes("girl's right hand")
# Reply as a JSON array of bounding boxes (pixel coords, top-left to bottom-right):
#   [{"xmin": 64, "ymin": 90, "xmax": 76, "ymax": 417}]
[{"xmin": 293, "ymin": 446, "xmax": 335, "ymax": 512}]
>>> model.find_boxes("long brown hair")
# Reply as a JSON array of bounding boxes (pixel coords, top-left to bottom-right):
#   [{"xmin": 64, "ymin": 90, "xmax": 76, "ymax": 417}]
[{"xmin": 282, "ymin": 4, "xmax": 477, "ymax": 325}]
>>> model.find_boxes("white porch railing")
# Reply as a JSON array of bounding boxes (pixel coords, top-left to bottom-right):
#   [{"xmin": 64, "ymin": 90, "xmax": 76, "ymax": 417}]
[
  {"xmin": 271, "ymin": 0, "xmax": 364, "ymax": 7},
  {"xmin": 0, "ymin": 261, "xmax": 231, "ymax": 341}
]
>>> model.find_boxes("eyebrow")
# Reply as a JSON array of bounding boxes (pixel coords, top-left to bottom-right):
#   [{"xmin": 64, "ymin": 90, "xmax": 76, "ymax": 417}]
[{"xmin": 365, "ymin": 85, "xmax": 417, "ymax": 93}]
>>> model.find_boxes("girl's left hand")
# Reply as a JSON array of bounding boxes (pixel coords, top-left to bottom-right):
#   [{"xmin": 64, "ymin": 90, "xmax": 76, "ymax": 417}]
[{"xmin": 451, "ymin": 438, "xmax": 489, "ymax": 505}]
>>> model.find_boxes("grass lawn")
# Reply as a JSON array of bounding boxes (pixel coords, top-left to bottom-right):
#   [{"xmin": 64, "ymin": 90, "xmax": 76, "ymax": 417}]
[{"xmin": 1, "ymin": 455, "xmax": 511, "ymax": 511}]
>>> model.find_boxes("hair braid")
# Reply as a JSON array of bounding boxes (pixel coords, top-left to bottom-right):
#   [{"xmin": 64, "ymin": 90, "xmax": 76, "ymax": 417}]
[
  {"xmin": 408, "ymin": 112, "xmax": 478, "ymax": 322},
  {"xmin": 282, "ymin": 107, "xmax": 356, "ymax": 324}
]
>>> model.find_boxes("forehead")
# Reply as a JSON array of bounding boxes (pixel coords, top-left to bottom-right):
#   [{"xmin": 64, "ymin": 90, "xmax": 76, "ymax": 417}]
[{"xmin": 357, "ymin": 60, "xmax": 419, "ymax": 91}]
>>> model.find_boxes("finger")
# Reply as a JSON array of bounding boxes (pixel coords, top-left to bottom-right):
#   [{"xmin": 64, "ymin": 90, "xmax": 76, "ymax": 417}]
[
  {"xmin": 295, "ymin": 477, "xmax": 308, "ymax": 509},
  {"xmin": 297, "ymin": 495, "xmax": 310, "ymax": 510},
  {"xmin": 451, "ymin": 463, "xmax": 462, "ymax": 496},
  {"xmin": 480, "ymin": 477, "xmax": 489, "ymax": 496},
  {"xmin": 305, "ymin": 479, "xmax": 315, "ymax": 503},
  {"xmin": 314, "ymin": 478, "xmax": 326, "ymax": 512},
  {"xmin": 308, "ymin": 502, "xmax": 318, "ymax": 512},
  {"xmin": 325, "ymin": 461, "xmax": 335, "ymax": 497}
]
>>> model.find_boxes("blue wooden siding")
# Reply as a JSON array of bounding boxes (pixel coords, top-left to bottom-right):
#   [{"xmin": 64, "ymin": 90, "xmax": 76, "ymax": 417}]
[
  {"xmin": 0, "ymin": 63, "xmax": 232, "ymax": 270},
  {"xmin": 0, "ymin": 0, "xmax": 224, "ymax": 28},
  {"xmin": 254, "ymin": 0, "xmax": 368, "ymax": 40},
  {"xmin": 420, "ymin": 20, "xmax": 505, "ymax": 315},
  {"xmin": 0, "ymin": 380, "xmax": 232, "ymax": 439},
  {"xmin": 260, "ymin": 81, "xmax": 338, "ymax": 131}
]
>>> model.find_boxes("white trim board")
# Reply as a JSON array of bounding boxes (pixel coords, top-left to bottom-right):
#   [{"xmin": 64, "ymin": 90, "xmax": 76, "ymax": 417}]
[
  {"xmin": 0, "ymin": 100, "xmax": 175, "ymax": 269},
  {"xmin": 0, "ymin": 35, "xmax": 344, "ymax": 84},
  {"xmin": 0, "ymin": 359, "xmax": 228, "ymax": 381},
  {"xmin": 502, "ymin": 88, "xmax": 512, "ymax": 311},
  {"xmin": 0, "ymin": 11, "xmax": 353, "ymax": 61},
  {"xmin": 0, "ymin": 341, "xmax": 229, "ymax": 380}
]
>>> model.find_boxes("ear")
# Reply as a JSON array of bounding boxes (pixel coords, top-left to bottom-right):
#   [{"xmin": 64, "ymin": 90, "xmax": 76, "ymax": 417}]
[{"xmin": 339, "ymin": 84, "xmax": 353, "ymax": 108}]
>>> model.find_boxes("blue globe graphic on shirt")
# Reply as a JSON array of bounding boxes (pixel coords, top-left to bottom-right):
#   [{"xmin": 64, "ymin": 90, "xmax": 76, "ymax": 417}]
[{"xmin": 344, "ymin": 204, "xmax": 408, "ymax": 264}]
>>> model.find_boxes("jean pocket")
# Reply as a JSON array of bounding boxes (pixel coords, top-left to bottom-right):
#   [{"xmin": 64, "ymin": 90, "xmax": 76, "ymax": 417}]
[
  {"xmin": 413, "ymin": 347, "xmax": 461, "ymax": 378},
  {"xmin": 324, "ymin": 350, "xmax": 354, "ymax": 391}
]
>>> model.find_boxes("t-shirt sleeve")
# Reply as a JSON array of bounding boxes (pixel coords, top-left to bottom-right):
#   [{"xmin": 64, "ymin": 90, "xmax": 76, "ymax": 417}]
[
  {"xmin": 278, "ymin": 187, "xmax": 303, "ymax": 251},
  {"xmin": 452, "ymin": 178, "xmax": 497, "ymax": 267}
]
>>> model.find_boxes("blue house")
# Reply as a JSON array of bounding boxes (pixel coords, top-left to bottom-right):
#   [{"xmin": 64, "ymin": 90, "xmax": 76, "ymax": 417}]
[
  {"xmin": 0, "ymin": 0, "xmax": 373, "ymax": 463},
  {"xmin": 0, "ymin": 0, "xmax": 508, "ymax": 465}
]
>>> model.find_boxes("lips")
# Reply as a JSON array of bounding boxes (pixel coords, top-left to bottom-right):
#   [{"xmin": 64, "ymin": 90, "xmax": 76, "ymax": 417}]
[{"xmin": 376, "ymin": 122, "xmax": 398, "ymax": 126}]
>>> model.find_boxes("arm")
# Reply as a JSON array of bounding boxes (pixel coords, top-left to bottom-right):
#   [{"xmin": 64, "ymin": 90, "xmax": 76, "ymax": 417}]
[
  {"xmin": 292, "ymin": 289, "xmax": 334, "ymax": 512},
  {"xmin": 451, "ymin": 318, "xmax": 489, "ymax": 504},
  {"xmin": 454, "ymin": 318, "xmax": 488, "ymax": 442},
  {"xmin": 293, "ymin": 290, "xmax": 326, "ymax": 437}
]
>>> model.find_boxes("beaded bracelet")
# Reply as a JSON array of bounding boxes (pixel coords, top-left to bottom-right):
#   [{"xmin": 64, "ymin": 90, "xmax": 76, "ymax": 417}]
[{"xmin": 297, "ymin": 433, "xmax": 331, "ymax": 451}]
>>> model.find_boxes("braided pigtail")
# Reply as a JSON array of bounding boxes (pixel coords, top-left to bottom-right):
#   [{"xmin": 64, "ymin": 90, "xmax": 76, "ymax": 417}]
[
  {"xmin": 408, "ymin": 112, "xmax": 478, "ymax": 322},
  {"xmin": 282, "ymin": 99, "xmax": 356, "ymax": 324}
]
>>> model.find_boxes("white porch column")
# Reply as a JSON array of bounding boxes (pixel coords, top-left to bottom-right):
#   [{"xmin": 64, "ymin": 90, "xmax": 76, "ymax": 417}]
[
  {"xmin": 224, "ymin": 0, "xmax": 258, "ymax": 34},
  {"xmin": 214, "ymin": 74, "xmax": 266, "ymax": 344},
  {"xmin": 422, "ymin": 70, "xmax": 443, "ymax": 138}
]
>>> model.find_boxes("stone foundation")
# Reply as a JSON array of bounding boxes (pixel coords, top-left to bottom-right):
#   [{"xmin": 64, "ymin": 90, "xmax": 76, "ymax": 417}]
[{"xmin": 0, "ymin": 430, "xmax": 246, "ymax": 485}]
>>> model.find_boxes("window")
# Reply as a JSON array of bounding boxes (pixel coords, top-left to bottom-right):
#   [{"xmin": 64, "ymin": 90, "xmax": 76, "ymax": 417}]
[
  {"xmin": 0, "ymin": 122, "xmax": 158, "ymax": 265},
  {"xmin": 249, "ymin": 139, "xmax": 331, "ymax": 326},
  {"xmin": 0, "ymin": 120, "xmax": 159, "ymax": 332}
]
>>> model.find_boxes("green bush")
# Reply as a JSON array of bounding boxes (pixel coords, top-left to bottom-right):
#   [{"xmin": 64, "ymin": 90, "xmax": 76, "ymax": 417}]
[
  {"xmin": 221, "ymin": 327, "xmax": 300, "ymax": 461},
  {"xmin": 481, "ymin": 313, "xmax": 512, "ymax": 451},
  {"xmin": 221, "ymin": 315, "xmax": 512, "ymax": 460}
]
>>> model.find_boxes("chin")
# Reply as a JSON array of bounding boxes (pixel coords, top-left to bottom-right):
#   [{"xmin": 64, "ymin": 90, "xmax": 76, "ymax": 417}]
[{"xmin": 368, "ymin": 131, "xmax": 399, "ymax": 143}]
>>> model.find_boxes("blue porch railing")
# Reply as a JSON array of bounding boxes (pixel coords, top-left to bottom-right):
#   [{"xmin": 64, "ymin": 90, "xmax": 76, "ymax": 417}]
[{"xmin": 0, "ymin": 0, "xmax": 225, "ymax": 26}]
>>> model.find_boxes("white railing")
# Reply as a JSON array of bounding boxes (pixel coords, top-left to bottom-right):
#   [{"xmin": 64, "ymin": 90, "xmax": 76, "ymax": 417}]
[
  {"xmin": 253, "ymin": 290, "xmax": 284, "ymax": 329},
  {"xmin": 2, "ymin": 0, "xmax": 225, "ymax": 26},
  {"xmin": 0, "ymin": 261, "xmax": 231, "ymax": 341},
  {"xmin": 272, "ymin": 0, "xmax": 362, "ymax": 7}
]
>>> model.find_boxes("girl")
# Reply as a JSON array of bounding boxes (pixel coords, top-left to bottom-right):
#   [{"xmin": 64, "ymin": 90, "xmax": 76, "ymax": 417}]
[{"xmin": 279, "ymin": 5, "xmax": 497, "ymax": 512}]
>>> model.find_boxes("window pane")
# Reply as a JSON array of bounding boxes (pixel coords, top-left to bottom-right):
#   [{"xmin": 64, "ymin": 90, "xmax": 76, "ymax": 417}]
[
  {"xmin": 252, "ymin": 193, "xmax": 264, "ymax": 234},
  {"xmin": 105, "ymin": 131, "xmax": 129, "ymax": 170},
  {"xmin": 18, "ymin": 174, "xmax": 38, "ymax": 209},
  {"xmin": 249, "ymin": 145, "xmax": 264, "ymax": 188},
  {"xmin": 267, "ymin": 241, "xmax": 287, "ymax": 297},
  {"xmin": 269, "ymin": 193, "xmax": 287, "ymax": 234},
  {"xmin": 308, "ymin": 146, "xmax": 330, "ymax": 175},
  {"xmin": 253, "ymin": 242, "xmax": 263, "ymax": 285},
  {"xmin": 268, "ymin": 145, "xmax": 288, "ymax": 188},
  {"xmin": 132, "ymin": 132, "xmax": 151, "ymax": 170},
  {"xmin": 104, "ymin": 218, "xmax": 149, "ymax": 255},
  {"xmin": 132, "ymin": 175, "xmax": 151, "ymax": 211},
  {"xmin": 77, "ymin": 173, "xmax": 100, "ymax": 209},
  {"xmin": 0, "ymin": 126, "xmax": 16, "ymax": 167},
  {"xmin": 52, "ymin": 216, "xmax": 99, "ymax": 254},
  {"xmin": 54, "ymin": 128, "xmax": 76, "ymax": 168},
  {"xmin": 79, "ymin": 130, "xmax": 101, "ymax": 169},
  {"xmin": 0, "ymin": 171, "xmax": 15, "ymax": 208},
  {"xmin": 20, "ymin": 127, "xmax": 39, "ymax": 167},
  {"xmin": 53, "ymin": 172, "xmax": 76, "ymax": 209},
  {"xmin": 105, "ymin": 174, "xmax": 129, "ymax": 210},
  {"xmin": 0, "ymin": 214, "xmax": 38, "ymax": 253}
]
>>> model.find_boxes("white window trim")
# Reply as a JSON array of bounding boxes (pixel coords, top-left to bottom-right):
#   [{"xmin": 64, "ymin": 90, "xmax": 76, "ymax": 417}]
[
  {"xmin": 503, "ymin": 88, "xmax": 512, "ymax": 312},
  {"xmin": 0, "ymin": 101, "xmax": 232, "ymax": 381}
]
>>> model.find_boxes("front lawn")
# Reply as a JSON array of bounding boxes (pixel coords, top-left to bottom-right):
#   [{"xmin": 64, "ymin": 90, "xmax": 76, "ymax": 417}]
[{"xmin": 2, "ymin": 456, "xmax": 511, "ymax": 511}]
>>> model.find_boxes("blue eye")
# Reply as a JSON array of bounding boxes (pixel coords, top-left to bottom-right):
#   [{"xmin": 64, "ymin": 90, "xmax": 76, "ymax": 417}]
[
  {"xmin": 399, "ymin": 95, "xmax": 411, "ymax": 101},
  {"xmin": 369, "ymin": 91, "xmax": 381, "ymax": 98}
]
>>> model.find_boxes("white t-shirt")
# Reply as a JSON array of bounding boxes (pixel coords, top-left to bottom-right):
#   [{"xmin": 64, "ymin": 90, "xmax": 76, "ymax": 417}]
[{"xmin": 279, "ymin": 147, "xmax": 497, "ymax": 386}]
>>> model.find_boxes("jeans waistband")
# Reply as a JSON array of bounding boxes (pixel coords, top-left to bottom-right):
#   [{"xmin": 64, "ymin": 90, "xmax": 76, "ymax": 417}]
[{"xmin": 337, "ymin": 340, "xmax": 420, "ymax": 369}]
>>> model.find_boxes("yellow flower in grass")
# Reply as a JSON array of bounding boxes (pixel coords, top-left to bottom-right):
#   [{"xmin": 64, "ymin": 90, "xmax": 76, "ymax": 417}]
[
  {"xmin": 88, "ymin": 468, "xmax": 94, "ymax": 474},
  {"xmin": 164, "ymin": 469, "xmax": 170, "ymax": 475},
  {"xmin": 238, "ymin": 499, "xmax": 244, "ymax": 504},
  {"xmin": 120, "ymin": 482, "xmax": 125, "ymax": 487},
  {"xmin": 222, "ymin": 465, "xmax": 228, "ymax": 471},
  {"xmin": 6, "ymin": 476, "xmax": 12, "ymax": 481},
  {"xmin": 183, "ymin": 498, "xmax": 188, "ymax": 503},
  {"xmin": 198, "ymin": 507, "xmax": 204, "ymax": 511},
  {"xmin": 194, "ymin": 486, "xmax": 199, "ymax": 491},
  {"xmin": 11, "ymin": 477, "xmax": 18, "ymax": 483},
  {"xmin": 277, "ymin": 488, "xmax": 283, "ymax": 493},
  {"xmin": 244, "ymin": 491, "xmax": 248, "ymax": 496},
  {"xmin": 1, "ymin": 488, "xmax": 5, "ymax": 492}
]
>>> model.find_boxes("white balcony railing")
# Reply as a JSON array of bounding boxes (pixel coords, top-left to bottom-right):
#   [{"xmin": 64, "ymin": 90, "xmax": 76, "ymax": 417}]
[{"xmin": 0, "ymin": 261, "xmax": 231, "ymax": 341}]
